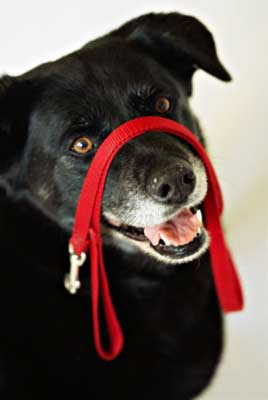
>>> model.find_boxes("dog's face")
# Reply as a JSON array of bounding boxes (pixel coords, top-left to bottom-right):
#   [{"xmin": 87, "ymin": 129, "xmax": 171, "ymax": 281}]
[{"xmin": 0, "ymin": 13, "xmax": 231, "ymax": 265}]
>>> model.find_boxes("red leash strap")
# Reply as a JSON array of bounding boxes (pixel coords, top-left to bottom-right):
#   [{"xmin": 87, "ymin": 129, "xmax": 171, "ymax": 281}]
[
  {"xmin": 204, "ymin": 189, "xmax": 243, "ymax": 312},
  {"xmin": 68, "ymin": 116, "xmax": 244, "ymax": 361}
]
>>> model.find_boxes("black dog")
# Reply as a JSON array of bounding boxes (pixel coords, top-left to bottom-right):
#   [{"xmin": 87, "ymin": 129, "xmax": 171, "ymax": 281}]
[{"xmin": 0, "ymin": 12, "xmax": 231, "ymax": 399}]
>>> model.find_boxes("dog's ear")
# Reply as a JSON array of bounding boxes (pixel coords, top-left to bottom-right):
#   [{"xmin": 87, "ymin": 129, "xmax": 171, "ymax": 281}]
[
  {"xmin": 106, "ymin": 13, "xmax": 231, "ymax": 94},
  {"xmin": 0, "ymin": 75, "xmax": 32, "ymax": 170},
  {"xmin": 0, "ymin": 75, "xmax": 15, "ymax": 136},
  {"xmin": 0, "ymin": 76, "xmax": 17, "ymax": 169}
]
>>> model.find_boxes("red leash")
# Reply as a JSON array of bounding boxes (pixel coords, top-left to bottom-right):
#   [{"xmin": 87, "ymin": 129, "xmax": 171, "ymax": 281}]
[{"xmin": 65, "ymin": 116, "xmax": 244, "ymax": 361}]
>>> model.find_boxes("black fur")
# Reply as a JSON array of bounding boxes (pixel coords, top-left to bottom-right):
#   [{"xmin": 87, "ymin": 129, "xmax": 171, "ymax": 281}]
[{"xmin": 0, "ymin": 12, "xmax": 230, "ymax": 399}]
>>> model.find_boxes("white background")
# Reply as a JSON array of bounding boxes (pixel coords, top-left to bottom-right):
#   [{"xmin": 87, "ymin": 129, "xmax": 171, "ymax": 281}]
[{"xmin": 0, "ymin": 1, "xmax": 267, "ymax": 398}]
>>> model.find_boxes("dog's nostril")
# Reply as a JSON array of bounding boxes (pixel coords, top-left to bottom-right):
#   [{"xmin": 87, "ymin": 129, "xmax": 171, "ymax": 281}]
[
  {"xmin": 158, "ymin": 183, "xmax": 173, "ymax": 199},
  {"xmin": 182, "ymin": 170, "xmax": 195, "ymax": 185}
]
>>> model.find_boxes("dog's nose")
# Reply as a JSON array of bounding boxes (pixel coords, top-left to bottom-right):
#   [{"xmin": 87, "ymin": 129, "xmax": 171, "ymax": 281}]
[{"xmin": 146, "ymin": 161, "xmax": 196, "ymax": 204}]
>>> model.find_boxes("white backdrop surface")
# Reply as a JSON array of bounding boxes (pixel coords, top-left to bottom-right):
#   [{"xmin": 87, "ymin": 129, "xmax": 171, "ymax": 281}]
[{"xmin": 0, "ymin": 1, "xmax": 267, "ymax": 399}]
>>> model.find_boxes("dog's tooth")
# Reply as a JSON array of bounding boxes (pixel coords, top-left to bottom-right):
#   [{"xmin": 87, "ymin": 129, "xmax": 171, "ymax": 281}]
[
  {"xmin": 160, "ymin": 234, "xmax": 171, "ymax": 246},
  {"xmin": 197, "ymin": 227, "xmax": 202, "ymax": 236},
  {"xmin": 196, "ymin": 210, "xmax": 203, "ymax": 224}
]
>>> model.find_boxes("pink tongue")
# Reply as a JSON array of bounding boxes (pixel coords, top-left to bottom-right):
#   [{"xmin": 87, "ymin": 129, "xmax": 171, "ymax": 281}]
[{"xmin": 144, "ymin": 209, "xmax": 201, "ymax": 246}]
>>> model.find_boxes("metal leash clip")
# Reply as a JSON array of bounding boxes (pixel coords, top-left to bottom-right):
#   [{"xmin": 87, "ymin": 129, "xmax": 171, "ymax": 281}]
[{"xmin": 64, "ymin": 243, "xmax": 86, "ymax": 294}]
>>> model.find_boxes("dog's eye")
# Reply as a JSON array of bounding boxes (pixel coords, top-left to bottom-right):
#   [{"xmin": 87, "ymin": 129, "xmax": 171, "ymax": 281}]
[
  {"xmin": 155, "ymin": 97, "xmax": 171, "ymax": 113},
  {"xmin": 70, "ymin": 137, "xmax": 93, "ymax": 154}
]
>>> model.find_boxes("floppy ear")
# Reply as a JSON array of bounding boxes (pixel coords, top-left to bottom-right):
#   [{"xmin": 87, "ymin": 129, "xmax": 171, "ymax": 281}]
[
  {"xmin": 0, "ymin": 75, "xmax": 14, "ymax": 135},
  {"xmin": 0, "ymin": 76, "xmax": 16, "ymax": 169},
  {"xmin": 0, "ymin": 75, "xmax": 32, "ymax": 170},
  {"xmin": 104, "ymin": 13, "xmax": 231, "ymax": 94}
]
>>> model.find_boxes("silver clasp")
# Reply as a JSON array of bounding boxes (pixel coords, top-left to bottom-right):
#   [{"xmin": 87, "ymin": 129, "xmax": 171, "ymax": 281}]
[{"xmin": 64, "ymin": 243, "xmax": 86, "ymax": 294}]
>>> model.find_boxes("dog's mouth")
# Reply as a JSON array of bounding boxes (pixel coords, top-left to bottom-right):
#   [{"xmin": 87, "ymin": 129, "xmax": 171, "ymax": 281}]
[{"xmin": 102, "ymin": 205, "xmax": 209, "ymax": 263}]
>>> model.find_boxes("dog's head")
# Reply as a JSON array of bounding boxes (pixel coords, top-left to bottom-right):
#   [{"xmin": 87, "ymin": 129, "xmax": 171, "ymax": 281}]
[{"xmin": 0, "ymin": 13, "xmax": 231, "ymax": 265}]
